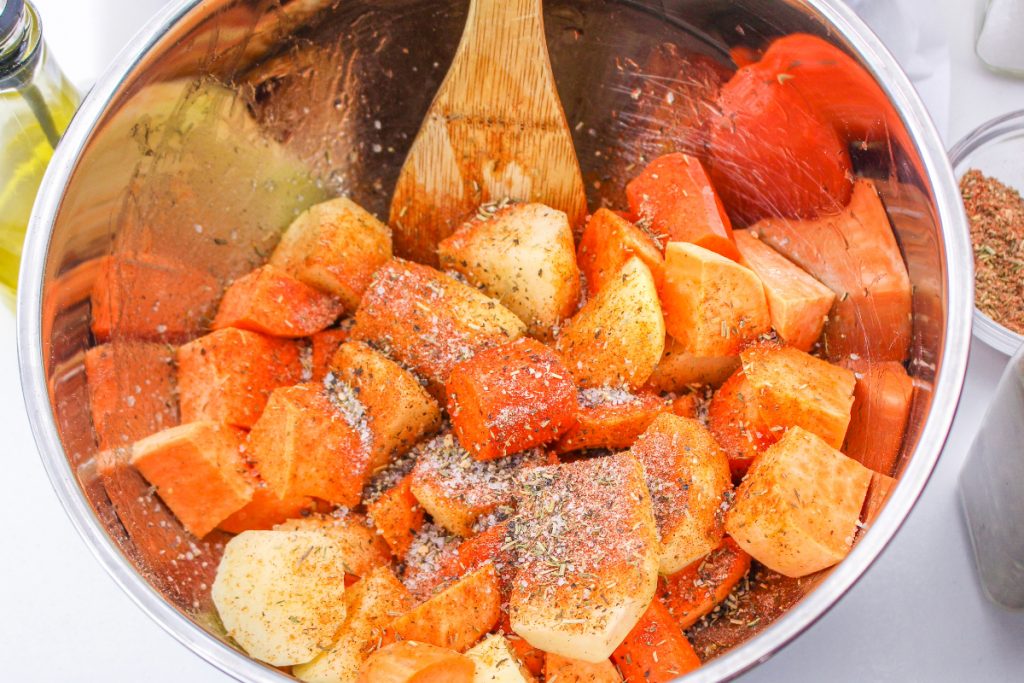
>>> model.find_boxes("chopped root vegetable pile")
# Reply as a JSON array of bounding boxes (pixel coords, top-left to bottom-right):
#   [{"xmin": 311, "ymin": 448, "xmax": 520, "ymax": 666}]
[{"xmin": 85, "ymin": 32, "xmax": 916, "ymax": 683}]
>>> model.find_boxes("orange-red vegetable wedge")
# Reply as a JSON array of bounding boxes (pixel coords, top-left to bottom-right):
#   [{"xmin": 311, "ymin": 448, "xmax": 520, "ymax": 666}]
[
  {"xmin": 356, "ymin": 641, "xmax": 474, "ymax": 683},
  {"xmin": 611, "ymin": 599, "xmax": 702, "ymax": 682}
]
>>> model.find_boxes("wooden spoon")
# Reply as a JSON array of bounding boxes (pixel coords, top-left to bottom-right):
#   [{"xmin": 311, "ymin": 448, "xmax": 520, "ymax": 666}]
[{"xmin": 389, "ymin": 0, "xmax": 587, "ymax": 265}]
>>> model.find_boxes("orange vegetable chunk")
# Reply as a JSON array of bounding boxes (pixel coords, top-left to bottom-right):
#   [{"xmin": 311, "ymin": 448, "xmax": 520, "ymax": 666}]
[
  {"xmin": 555, "ymin": 389, "xmax": 669, "ymax": 454},
  {"xmin": 645, "ymin": 337, "xmax": 740, "ymax": 392},
  {"xmin": 726, "ymin": 427, "xmax": 872, "ymax": 577},
  {"xmin": 741, "ymin": 343, "xmax": 856, "ymax": 449},
  {"xmin": 577, "ymin": 208, "xmax": 664, "ymax": 295},
  {"xmin": 707, "ymin": 368, "xmax": 776, "ymax": 478},
  {"xmin": 733, "ymin": 230, "xmax": 834, "ymax": 351},
  {"xmin": 611, "ymin": 598, "xmax": 701, "ymax": 682},
  {"xmin": 543, "ymin": 653, "xmax": 621, "ymax": 682},
  {"xmin": 212, "ymin": 265, "xmax": 343, "ymax": 338},
  {"xmin": 662, "ymin": 242, "xmax": 770, "ymax": 356},
  {"xmin": 131, "ymin": 421, "xmax": 253, "ymax": 538},
  {"xmin": 435, "ymin": 522, "xmax": 511, "ymax": 589},
  {"xmin": 630, "ymin": 413, "xmax": 732, "ymax": 574},
  {"xmin": 626, "ymin": 152, "xmax": 739, "ymax": 261},
  {"xmin": 352, "ymin": 259, "xmax": 524, "ymax": 398},
  {"xmin": 861, "ymin": 472, "xmax": 898, "ymax": 529},
  {"xmin": 367, "ymin": 475, "xmax": 425, "ymax": 560},
  {"xmin": 248, "ymin": 382, "xmax": 371, "ymax": 507},
  {"xmin": 660, "ymin": 536, "xmax": 751, "ymax": 630},
  {"xmin": 176, "ymin": 327, "xmax": 302, "ymax": 429},
  {"xmin": 217, "ymin": 472, "xmax": 316, "ymax": 534},
  {"xmin": 309, "ymin": 326, "xmax": 350, "ymax": 381},
  {"xmin": 751, "ymin": 179, "xmax": 912, "ymax": 362},
  {"xmin": 382, "ymin": 563, "xmax": 502, "ymax": 652},
  {"xmin": 841, "ymin": 358, "xmax": 913, "ymax": 476},
  {"xmin": 447, "ymin": 338, "xmax": 577, "ymax": 461},
  {"xmin": 85, "ymin": 342, "xmax": 178, "ymax": 451},
  {"xmin": 356, "ymin": 641, "xmax": 475, "ymax": 683}
]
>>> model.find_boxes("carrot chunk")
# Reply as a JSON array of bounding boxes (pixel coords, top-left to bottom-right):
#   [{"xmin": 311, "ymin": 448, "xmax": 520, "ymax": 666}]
[
  {"xmin": 447, "ymin": 338, "xmax": 577, "ymax": 461},
  {"xmin": 366, "ymin": 475, "xmax": 425, "ymax": 560},
  {"xmin": 176, "ymin": 327, "xmax": 302, "ymax": 429},
  {"xmin": 543, "ymin": 653, "xmax": 621, "ymax": 682},
  {"xmin": 660, "ymin": 536, "xmax": 751, "ymax": 630},
  {"xmin": 309, "ymin": 326, "xmax": 350, "ymax": 382},
  {"xmin": 577, "ymin": 208, "xmax": 664, "ymax": 295},
  {"xmin": 861, "ymin": 472, "xmax": 898, "ymax": 529},
  {"xmin": 434, "ymin": 522, "xmax": 511, "ymax": 589},
  {"xmin": 627, "ymin": 152, "xmax": 739, "ymax": 261},
  {"xmin": 707, "ymin": 368, "xmax": 776, "ymax": 479},
  {"xmin": 131, "ymin": 421, "xmax": 253, "ymax": 538},
  {"xmin": 555, "ymin": 389, "xmax": 669, "ymax": 454},
  {"xmin": 611, "ymin": 599, "xmax": 702, "ymax": 682},
  {"xmin": 645, "ymin": 337, "xmax": 740, "ymax": 392},
  {"xmin": 841, "ymin": 359, "xmax": 913, "ymax": 476},
  {"xmin": 212, "ymin": 265, "xmax": 343, "ymax": 338},
  {"xmin": 356, "ymin": 641, "xmax": 475, "ymax": 683}
]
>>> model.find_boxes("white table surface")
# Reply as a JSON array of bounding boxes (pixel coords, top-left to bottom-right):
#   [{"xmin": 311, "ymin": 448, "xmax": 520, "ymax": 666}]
[{"xmin": 3, "ymin": 1, "xmax": 1024, "ymax": 681}]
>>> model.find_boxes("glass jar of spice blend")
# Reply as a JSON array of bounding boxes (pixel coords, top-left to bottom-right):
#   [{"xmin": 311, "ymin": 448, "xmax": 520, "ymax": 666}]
[{"xmin": 0, "ymin": 0, "xmax": 79, "ymax": 309}]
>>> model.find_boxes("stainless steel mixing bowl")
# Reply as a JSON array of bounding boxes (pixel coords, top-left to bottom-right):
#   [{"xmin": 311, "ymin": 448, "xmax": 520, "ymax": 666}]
[{"xmin": 17, "ymin": 0, "xmax": 971, "ymax": 680}]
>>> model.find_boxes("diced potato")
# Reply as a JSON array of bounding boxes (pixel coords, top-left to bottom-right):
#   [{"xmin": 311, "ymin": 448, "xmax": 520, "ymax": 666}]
[
  {"xmin": 131, "ymin": 421, "xmax": 253, "ymax": 538},
  {"xmin": 438, "ymin": 202, "xmax": 581, "ymax": 338},
  {"xmin": 218, "ymin": 474, "xmax": 317, "ymax": 534},
  {"xmin": 509, "ymin": 454, "xmax": 660, "ymax": 663},
  {"xmin": 740, "ymin": 343, "xmax": 855, "ymax": 449},
  {"xmin": 176, "ymin": 327, "xmax": 302, "ymax": 429},
  {"xmin": 630, "ymin": 414, "xmax": 732, "ymax": 574},
  {"xmin": 645, "ymin": 336, "xmax": 739, "ymax": 392},
  {"xmin": 211, "ymin": 529, "xmax": 350, "ymax": 666},
  {"xmin": 751, "ymin": 179, "xmax": 912, "ymax": 362},
  {"xmin": 543, "ymin": 653, "xmax": 621, "ymax": 683},
  {"xmin": 555, "ymin": 389, "xmax": 669, "ymax": 454},
  {"xmin": 447, "ymin": 338, "xmax": 577, "ymax": 461},
  {"xmin": 271, "ymin": 197, "xmax": 393, "ymax": 311},
  {"xmin": 840, "ymin": 358, "xmax": 913, "ymax": 476},
  {"xmin": 293, "ymin": 567, "xmax": 415, "ymax": 683},
  {"xmin": 275, "ymin": 512, "xmax": 392, "ymax": 577},
  {"xmin": 725, "ymin": 427, "xmax": 872, "ymax": 577},
  {"xmin": 212, "ymin": 265, "xmax": 344, "ymax": 338},
  {"xmin": 660, "ymin": 536, "xmax": 751, "ymax": 629},
  {"xmin": 352, "ymin": 259, "xmax": 525, "ymax": 398},
  {"xmin": 85, "ymin": 342, "xmax": 178, "ymax": 451},
  {"xmin": 707, "ymin": 368, "xmax": 776, "ymax": 478},
  {"xmin": 733, "ymin": 230, "xmax": 834, "ymax": 351},
  {"xmin": 248, "ymin": 383, "xmax": 371, "ymax": 507},
  {"xmin": 366, "ymin": 475, "xmax": 425, "ymax": 559},
  {"xmin": 661, "ymin": 242, "xmax": 771, "ymax": 356},
  {"xmin": 310, "ymin": 327, "xmax": 351, "ymax": 382},
  {"xmin": 383, "ymin": 564, "xmax": 502, "ymax": 652},
  {"xmin": 465, "ymin": 634, "xmax": 536, "ymax": 683},
  {"xmin": 356, "ymin": 641, "xmax": 475, "ymax": 683},
  {"xmin": 577, "ymin": 208, "xmax": 664, "ymax": 296},
  {"xmin": 410, "ymin": 434, "xmax": 549, "ymax": 537},
  {"xmin": 555, "ymin": 257, "xmax": 664, "ymax": 390},
  {"xmin": 330, "ymin": 341, "xmax": 442, "ymax": 470}
]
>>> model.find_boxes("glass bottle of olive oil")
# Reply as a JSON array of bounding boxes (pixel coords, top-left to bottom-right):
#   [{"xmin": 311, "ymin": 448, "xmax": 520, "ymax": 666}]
[{"xmin": 0, "ymin": 0, "xmax": 78, "ymax": 309}]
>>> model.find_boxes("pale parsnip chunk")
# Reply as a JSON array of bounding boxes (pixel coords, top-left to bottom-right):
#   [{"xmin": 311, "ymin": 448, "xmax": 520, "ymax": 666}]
[{"xmin": 465, "ymin": 634, "xmax": 536, "ymax": 682}]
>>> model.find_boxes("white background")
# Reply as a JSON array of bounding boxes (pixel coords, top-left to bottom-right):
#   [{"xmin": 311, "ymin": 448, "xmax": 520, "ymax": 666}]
[{"xmin": 3, "ymin": 0, "xmax": 1024, "ymax": 680}]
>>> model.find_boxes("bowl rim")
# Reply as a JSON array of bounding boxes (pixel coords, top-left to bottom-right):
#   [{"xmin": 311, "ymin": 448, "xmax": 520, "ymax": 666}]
[
  {"xmin": 948, "ymin": 108, "xmax": 1024, "ymax": 357},
  {"xmin": 16, "ymin": 1, "xmax": 973, "ymax": 681}
]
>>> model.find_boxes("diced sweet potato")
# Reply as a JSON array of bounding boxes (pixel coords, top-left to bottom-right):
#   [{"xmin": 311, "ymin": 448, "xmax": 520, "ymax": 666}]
[
  {"xmin": 382, "ymin": 564, "xmax": 502, "ymax": 652},
  {"xmin": 85, "ymin": 342, "xmax": 178, "ymax": 451},
  {"xmin": 367, "ymin": 475, "xmax": 425, "ymax": 560},
  {"xmin": 352, "ymin": 259, "xmax": 525, "ymax": 398},
  {"xmin": 662, "ymin": 242, "xmax": 770, "ymax": 356},
  {"xmin": 131, "ymin": 421, "xmax": 253, "ymax": 538},
  {"xmin": 555, "ymin": 389, "xmax": 669, "ymax": 454},
  {"xmin": 577, "ymin": 208, "xmax": 664, "ymax": 296},
  {"xmin": 733, "ymin": 230, "xmax": 834, "ymax": 351},
  {"xmin": 434, "ymin": 522, "xmax": 511, "ymax": 591},
  {"xmin": 212, "ymin": 265, "xmax": 343, "ymax": 338},
  {"xmin": 356, "ymin": 641, "xmax": 475, "ymax": 683},
  {"xmin": 543, "ymin": 653, "xmax": 621, "ymax": 683},
  {"xmin": 310, "ymin": 326, "xmax": 351, "ymax": 382},
  {"xmin": 465, "ymin": 635, "xmax": 536, "ymax": 683},
  {"xmin": 275, "ymin": 512, "xmax": 392, "ymax": 577},
  {"xmin": 176, "ymin": 327, "xmax": 302, "ymax": 429},
  {"xmin": 410, "ymin": 434, "xmax": 548, "ymax": 537},
  {"xmin": 741, "ymin": 344, "xmax": 855, "ymax": 449},
  {"xmin": 707, "ymin": 368, "xmax": 776, "ymax": 478},
  {"xmin": 248, "ymin": 383, "xmax": 371, "ymax": 507},
  {"xmin": 294, "ymin": 567, "xmax": 415, "ymax": 683},
  {"xmin": 510, "ymin": 454, "xmax": 660, "ymax": 663},
  {"xmin": 447, "ymin": 338, "xmax": 577, "ymax": 461},
  {"xmin": 630, "ymin": 414, "xmax": 732, "ymax": 574},
  {"xmin": 611, "ymin": 599, "xmax": 701, "ymax": 682},
  {"xmin": 438, "ymin": 203, "xmax": 581, "ymax": 338},
  {"xmin": 751, "ymin": 179, "xmax": 912, "ymax": 362},
  {"xmin": 841, "ymin": 359, "xmax": 913, "ymax": 476},
  {"xmin": 270, "ymin": 197, "xmax": 393, "ymax": 311},
  {"xmin": 218, "ymin": 473, "xmax": 317, "ymax": 534},
  {"xmin": 645, "ymin": 337, "xmax": 740, "ymax": 392},
  {"xmin": 725, "ymin": 427, "xmax": 872, "ymax": 577},
  {"xmin": 861, "ymin": 472, "xmax": 898, "ymax": 529},
  {"xmin": 670, "ymin": 394, "xmax": 699, "ymax": 419},
  {"xmin": 626, "ymin": 152, "xmax": 739, "ymax": 261},
  {"xmin": 660, "ymin": 536, "xmax": 751, "ymax": 630},
  {"xmin": 331, "ymin": 341, "xmax": 442, "ymax": 470},
  {"xmin": 90, "ymin": 251, "xmax": 219, "ymax": 343},
  {"xmin": 555, "ymin": 257, "xmax": 665, "ymax": 390}
]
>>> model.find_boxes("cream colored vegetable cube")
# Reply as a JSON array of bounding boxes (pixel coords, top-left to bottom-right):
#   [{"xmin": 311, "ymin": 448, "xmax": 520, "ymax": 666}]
[
  {"xmin": 465, "ymin": 634, "xmax": 536, "ymax": 683},
  {"xmin": 211, "ymin": 529, "xmax": 349, "ymax": 666},
  {"xmin": 725, "ymin": 427, "xmax": 872, "ymax": 578},
  {"xmin": 273, "ymin": 512, "xmax": 392, "ymax": 577}
]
